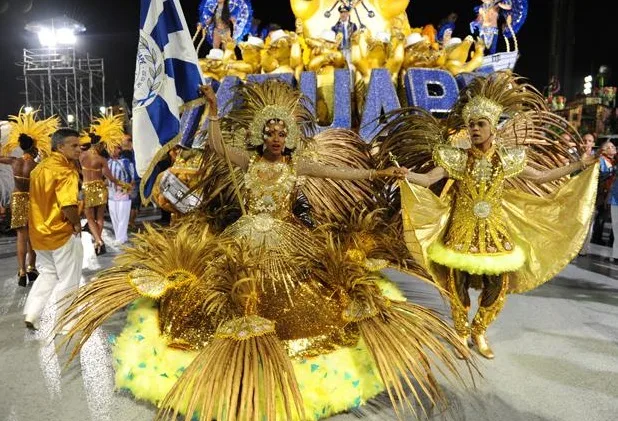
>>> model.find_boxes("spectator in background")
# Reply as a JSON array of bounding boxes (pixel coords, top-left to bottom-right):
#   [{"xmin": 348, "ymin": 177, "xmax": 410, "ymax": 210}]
[
  {"xmin": 597, "ymin": 141, "xmax": 618, "ymax": 259},
  {"xmin": 121, "ymin": 134, "xmax": 141, "ymax": 231},
  {"xmin": 580, "ymin": 133, "xmax": 597, "ymax": 255},
  {"xmin": 108, "ymin": 145, "xmax": 136, "ymax": 245},
  {"xmin": 24, "ymin": 128, "xmax": 82, "ymax": 331}
]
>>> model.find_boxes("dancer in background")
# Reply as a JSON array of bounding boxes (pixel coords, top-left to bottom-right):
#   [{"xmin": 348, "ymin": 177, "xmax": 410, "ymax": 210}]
[
  {"xmin": 0, "ymin": 110, "xmax": 57, "ymax": 286},
  {"xmin": 79, "ymin": 115, "xmax": 128, "ymax": 255}
]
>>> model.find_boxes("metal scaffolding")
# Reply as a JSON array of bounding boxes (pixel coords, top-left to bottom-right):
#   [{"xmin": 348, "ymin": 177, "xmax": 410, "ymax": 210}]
[{"xmin": 22, "ymin": 48, "xmax": 105, "ymax": 130}]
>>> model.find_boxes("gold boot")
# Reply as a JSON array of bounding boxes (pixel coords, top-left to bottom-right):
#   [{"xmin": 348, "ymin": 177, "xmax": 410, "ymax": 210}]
[
  {"xmin": 471, "ymin": 331, "xmax": 494, "ymax": 359},
  {"xmin": 470, "ymin": 274, "xmax": 509, "ymax": 360}
]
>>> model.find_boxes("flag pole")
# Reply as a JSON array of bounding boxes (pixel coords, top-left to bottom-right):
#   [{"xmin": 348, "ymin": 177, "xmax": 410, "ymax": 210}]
[{"xmin": 207, "ymin": 100, "xmax": 247, "ymax": 216}]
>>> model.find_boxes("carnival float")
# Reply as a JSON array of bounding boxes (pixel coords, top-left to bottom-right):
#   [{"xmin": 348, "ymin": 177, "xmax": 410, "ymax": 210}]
[{"xmin": 144, "ymin": 0, "xmax": 529, "ymax": 205}]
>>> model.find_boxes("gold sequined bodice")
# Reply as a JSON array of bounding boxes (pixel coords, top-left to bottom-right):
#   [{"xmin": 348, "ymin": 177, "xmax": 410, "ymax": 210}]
[
  {"xmin": 244, "ymin": 155, "xmax": 297, "ymax": 219},
  {"xmin": 434, "ymin": 145, "xmax": 526, "ymax": 255}
]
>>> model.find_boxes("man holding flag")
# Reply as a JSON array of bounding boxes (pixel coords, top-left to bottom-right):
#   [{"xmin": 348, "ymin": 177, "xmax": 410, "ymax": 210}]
[{"xmin": 132, "ymin": 0, "xmax": 204, "ymax": 201}]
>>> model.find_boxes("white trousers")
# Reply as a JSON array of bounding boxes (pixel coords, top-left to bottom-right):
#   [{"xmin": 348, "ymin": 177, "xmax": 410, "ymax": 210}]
[
  {"xmin": 611, "ymin": 206, "xmax": 618, "ymax": 259},
  {"xmin": 23, "ymin": 235, "xmax": 83, "ymax": 321},
  {"xmin": 108, "ymin": 199, "xmax": 131, "ymax": 244}
]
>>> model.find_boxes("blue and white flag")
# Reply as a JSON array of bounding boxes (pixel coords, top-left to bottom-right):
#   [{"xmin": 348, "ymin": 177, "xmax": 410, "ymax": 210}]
[{"xmin": 132, "ymin": 0, "xmax": 203, "ymax": 184}]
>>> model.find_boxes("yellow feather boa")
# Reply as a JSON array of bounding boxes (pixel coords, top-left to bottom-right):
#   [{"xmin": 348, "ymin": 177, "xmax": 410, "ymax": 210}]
[{"xmin": 427, "ymin": 241, "xmax": 525, "ymax": 275}]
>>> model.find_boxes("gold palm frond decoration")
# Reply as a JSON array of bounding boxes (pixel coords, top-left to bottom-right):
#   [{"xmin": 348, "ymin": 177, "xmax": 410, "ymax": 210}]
[
  {"xmin": 55, "ymin": 266, "xmax": 141, "ymax": 363},
  {"xmin": 327, "ymin": 209, "xmax": 424, "ymax": 273},
  {"xmin": 193, "ymin": 145, "xmax": 244, "ymax": 232},
  {"xmin": 156, "ymin": 318, "xmax": 305, "ymax": 421},
  {"xmin": 358, "ymin": 300, "xmax": 476, "ymax": 419},
  {"xmin": 499, "ymin": 110, "xmax": 584, "ymax": 196},
  {"xmin": 56, "ymin": 223, "xmax": 225, "ymax": 360},
  {"xmin": 296, "ymin": 129, "xmax": 377, "ymax": 224},
  {"xmin": 311, "ymin": 233, "xmax": 477, "ymax": 419},
  {"xmin": 373, "ymin": 107, "xmax": 450, "ymax": 174},
  {"xmin": 157, "ymin": 249, "xmax": 305, "ymax": 421}
]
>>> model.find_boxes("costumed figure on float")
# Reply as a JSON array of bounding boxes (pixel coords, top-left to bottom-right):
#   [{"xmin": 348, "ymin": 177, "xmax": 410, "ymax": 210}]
[
  {"xmin": 375, "ymin": 71, "xmax": 598, "ymax": 359},
  {"xmin": 470, "ymin": 0, "xmax": 527, "ymax": 71},
  {"xmin": 195, "ymin": 0, "xmax": 253, "ymax": 51},
  {"xmin": 57, "ymin": 79, "xmax": 476, "ymax": 420}
]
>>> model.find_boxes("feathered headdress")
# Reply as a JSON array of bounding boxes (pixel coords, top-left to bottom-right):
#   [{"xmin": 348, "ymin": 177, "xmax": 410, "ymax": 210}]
[
  {"xmin": 2, "ymin": 109, "xmax": 59, "ymax": 158},
  {"xmin": 88, "ymin": 114, "xmax": 125, "ymax": 153},
  {"xmin": 223, "ymin": 80, "xmax": 316, "ymax": 150}
]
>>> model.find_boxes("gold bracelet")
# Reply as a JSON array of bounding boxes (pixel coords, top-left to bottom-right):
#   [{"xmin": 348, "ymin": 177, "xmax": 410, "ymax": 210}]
[
  {"xmin": 208, "ymin": 115, "xmax": 220, "ymax": 121},
  {"xmin": 369, "ymin": 169, "xmax": 376, "ymax": 181}
]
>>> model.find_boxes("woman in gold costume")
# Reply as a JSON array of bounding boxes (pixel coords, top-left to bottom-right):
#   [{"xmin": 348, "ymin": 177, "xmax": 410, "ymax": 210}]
[
  {"xmin": 58, "ymin": 80, "xmax": 475, "ymax": 420},
  {"xmin": 79, "ymin": 115, "xmax": 128, "ymax": 255},
  {"xmin": 0, "ymin": 110, "xmax": 57, "ymax": 286},
  {"xmin": 376, "ymin": 71, "xmax": 598, "ymax": 360}
]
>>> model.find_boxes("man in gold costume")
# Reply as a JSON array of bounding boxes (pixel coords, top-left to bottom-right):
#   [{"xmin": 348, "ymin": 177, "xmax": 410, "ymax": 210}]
[
  {"xmin": 24, "ymin": 128, "xmax": 83, "ymax": 331},
  {"xmin": 79, "ymin": 115, "xmax": 127, "ymax": 255},
  {"xmin": 380, "ymin": 72, "xmax": 598, "ymax": 359},
  {"xmin": 0, "ymin": 110, "xmax": 57, "ymax": 286}
]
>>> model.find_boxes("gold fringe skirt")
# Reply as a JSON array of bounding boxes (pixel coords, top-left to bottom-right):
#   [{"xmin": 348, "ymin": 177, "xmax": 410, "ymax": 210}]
[
  {"xmin": 83, "ymin": 180, "xmax": 108, "ymax": 208},
  {"xmin": 10, "ymin": 192, "xmax": 29, "ymax": 229}
]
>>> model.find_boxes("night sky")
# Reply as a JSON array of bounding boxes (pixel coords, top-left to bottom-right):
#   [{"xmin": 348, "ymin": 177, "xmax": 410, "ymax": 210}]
[{"xmin": 0, "ymin": 0, "xmax": 615, "ymax": 120}]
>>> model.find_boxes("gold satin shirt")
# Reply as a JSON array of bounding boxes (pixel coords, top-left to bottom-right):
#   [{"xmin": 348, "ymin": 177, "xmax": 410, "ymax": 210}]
[{"xmin": 29, "ymin": 152, "xmax": 79, "ymax": 250}]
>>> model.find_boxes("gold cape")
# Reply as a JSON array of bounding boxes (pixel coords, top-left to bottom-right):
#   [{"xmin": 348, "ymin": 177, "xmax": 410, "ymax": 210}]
[{"xmin": 400, "ymin": 164, "xmax": 599, "ymax": 294}]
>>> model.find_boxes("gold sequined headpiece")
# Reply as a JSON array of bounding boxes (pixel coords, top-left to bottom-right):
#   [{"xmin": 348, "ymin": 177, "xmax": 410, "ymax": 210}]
[
  {"xmin": 461, "ymin": 96, "xmax": 503, "ymax": 128},
  {"xmin": 248, "ymin": 105, "xmax": 300, "ymax": 149},
  {"xmin": 226, "ymin": 80, "xmax": 315, "ymax": 151}
]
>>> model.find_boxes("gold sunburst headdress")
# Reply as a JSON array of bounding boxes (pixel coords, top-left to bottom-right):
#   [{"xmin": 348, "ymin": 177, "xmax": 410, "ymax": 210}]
[
  {"xmin": 2, "ymin": 108, "xmax": 59, "ymax": 158},
  {"xmin": 88, "ymin": 114, "xmax": 125, "ymax": 153},
  {"xmin": 451, "ymin": 71, "xmax": 547, "ymax": 131},
  {"xmin": 223, "ymin": 80, "xmax": 316, "ymax": 150}
]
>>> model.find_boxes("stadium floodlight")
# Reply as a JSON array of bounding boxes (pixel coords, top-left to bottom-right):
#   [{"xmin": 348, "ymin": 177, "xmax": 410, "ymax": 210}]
[
  {"xmin": 99, "ymin": 106, "xmax": 107, "ymax": 116},
  {"xmin": 25, "ymin": 16, "xmax": 85, "ymax": 48},
  {"xmin": 67, "ymin": 114, "xmax": 75, "ymax": 123},
  {"xmin": 584, "ymin": 75, "xmax": 593, "ymax": 83},
  {"xmin": 24, "ymin": 106, "xmax": 34, "ymax": 114}
]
